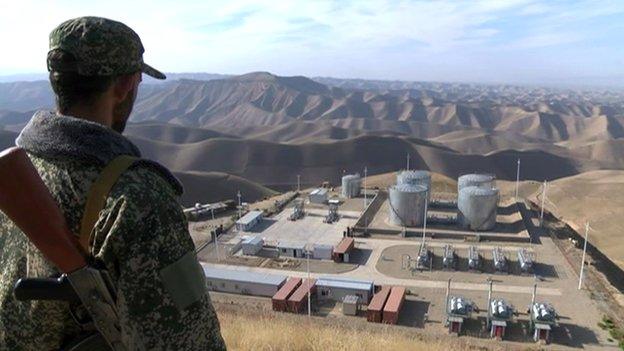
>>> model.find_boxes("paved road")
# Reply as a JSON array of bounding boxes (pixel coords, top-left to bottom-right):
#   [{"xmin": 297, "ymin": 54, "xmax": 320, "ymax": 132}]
[{"xmin": 201, "ymin": 261, "xmax": 562, "ymax": 296}]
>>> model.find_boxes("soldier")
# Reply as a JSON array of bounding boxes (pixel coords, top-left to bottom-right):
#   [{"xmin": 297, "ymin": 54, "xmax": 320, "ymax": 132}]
[{"xmin": 0, "ymin": 17, "xmax": 226, "ymax": 350}]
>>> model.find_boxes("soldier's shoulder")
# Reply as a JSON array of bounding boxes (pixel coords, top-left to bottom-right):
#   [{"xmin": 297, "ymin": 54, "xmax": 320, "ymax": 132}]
[{"xmin": 114, "ymin": 159, "xmax": 183, "ymax": 201}]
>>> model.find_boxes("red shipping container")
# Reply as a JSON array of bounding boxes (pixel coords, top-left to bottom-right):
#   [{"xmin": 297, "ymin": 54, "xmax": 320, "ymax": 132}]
[
  {"xmin": 382, "ymin": 286, "xmax": 406, "ymax": 325},
  {"xmin": 272, "ymin": 277, "xmax": 302, "ymax": 312},
  {"xmin": 367, "ymin": 286, "xmax": 391, "ymax": 323},
  {"xmin": 287, "ymin": 279, "xmax": 316, "ymax": 313},
  {"xmin": 332, "ymin": 237, "xmax": 354, "ymax": 262}
]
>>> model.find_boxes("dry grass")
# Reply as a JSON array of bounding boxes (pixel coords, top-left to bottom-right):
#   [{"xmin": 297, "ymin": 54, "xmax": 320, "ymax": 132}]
[{"xmin": 216, "ymin": 307, "xmax": 474, "ymax": 351}]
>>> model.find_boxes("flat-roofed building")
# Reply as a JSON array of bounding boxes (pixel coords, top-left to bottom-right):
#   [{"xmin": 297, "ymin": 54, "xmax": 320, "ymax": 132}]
[
  {"xmin": 235, "ymin": 210, "xmax": 263, "ymax": 232},
  {"xmin": 316, "ymin": 276, "xmax": 374, "ymax": 303},
  {"xmin": 202, "ymin": 265, "xmax": 286, "ymax": 297}
]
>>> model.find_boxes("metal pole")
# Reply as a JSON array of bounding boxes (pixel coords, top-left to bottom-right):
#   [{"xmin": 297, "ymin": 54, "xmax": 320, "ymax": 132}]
[
  {"xmin": 422, "ymin": 190, "xmax": 428, "ymax": 243},
  {"xmin": 364, "ymin": 166, "xmax": 367, "ymax": 209},
  {"xmin": 237, "ymin": 191, "xmax": 242, "ymax": 219},
  {"xmin": 297, "ymin": 175, "xmax": 301, "ymax": 192},
  {"xmin": 531, "ymin": 283, "xmax": 537, "ymax": 307},
  {"xmin": 307, "ymin": 250, "xmax": 311, "ymax": 318},
  {"xmin": 487, "ymin": 279, "xmax": 493, "ymax": 326},
  {"xmin": 515, "ymin": 159, "xmax": 520, "ymax": 200},
  {"xmin": 539, "ymin": 181, "xmax": 547, "ymax": 227},
  {"xmin": 212, "ymin": 208, "xmax": 218, "ymax": 262},
  {"xmin": 578, "ymin": 222, "xmax": 590, "ymax": 290},
  {"xmin": 407, "ymin": 153, "xmax": 410, "ymax": 171},
  {"xmin": 446, "ymin": 278, "xmax": 451, "ymax": 315}
]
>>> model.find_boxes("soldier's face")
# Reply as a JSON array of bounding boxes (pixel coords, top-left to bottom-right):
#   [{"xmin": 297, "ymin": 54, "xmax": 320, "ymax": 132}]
[{"xmin": 112, "ymin": 84, "xmax": 138, "ymax": 133}]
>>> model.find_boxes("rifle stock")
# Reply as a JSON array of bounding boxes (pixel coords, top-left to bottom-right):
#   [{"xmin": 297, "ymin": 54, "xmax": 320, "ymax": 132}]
[{"xmin": 0, "ymin": 147, "xmax": 87, "ymax": 273}]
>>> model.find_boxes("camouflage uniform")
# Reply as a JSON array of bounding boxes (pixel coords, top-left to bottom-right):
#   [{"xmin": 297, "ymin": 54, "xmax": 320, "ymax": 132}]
[{"xmin": 0, "ymin": 17, "xmax": 225, "ymax": 351}]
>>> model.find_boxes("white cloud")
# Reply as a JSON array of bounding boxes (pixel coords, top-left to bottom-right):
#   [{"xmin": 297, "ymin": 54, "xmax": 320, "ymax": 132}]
[{"xmin": 0, "ymin": 0, "xmax": 622, "ymax": 86}]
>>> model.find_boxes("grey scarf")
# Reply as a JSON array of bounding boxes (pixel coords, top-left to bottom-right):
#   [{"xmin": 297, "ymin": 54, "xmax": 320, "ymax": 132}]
[{"xmin": 16, "ymin": 110, "xmax": 183, "ymax": 195}]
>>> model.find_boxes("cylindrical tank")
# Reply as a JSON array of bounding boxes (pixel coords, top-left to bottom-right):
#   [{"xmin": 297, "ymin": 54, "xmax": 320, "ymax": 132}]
[
  {"xmin": 341, "ymin": 174, "xmax": 361, "ymax": 198},
  {"xmin": 397, "ymin": 170, "xmax": 431, "ymax": 190},
  {"xmin": 457, "ymin": 186, "xmax": 499, "ymax": 231},
  {"xmin": 388, "ymin": 184, "xmax": 427, "ymax": 227},
  {"xmin": 457, "ymin": 173, "xmax": 496, "ymax": 192}
]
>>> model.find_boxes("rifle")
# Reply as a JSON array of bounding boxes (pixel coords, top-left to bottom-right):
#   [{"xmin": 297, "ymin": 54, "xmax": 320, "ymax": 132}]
[{"xmin": 0, "ymin": 147, "xmax": 127, "ymax": 351}]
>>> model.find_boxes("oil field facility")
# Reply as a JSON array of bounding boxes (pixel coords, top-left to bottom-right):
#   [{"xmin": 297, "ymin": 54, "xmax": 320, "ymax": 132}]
[{"xmin": 189, "ymin": 167, "xmax": 619, "ymax": 349}]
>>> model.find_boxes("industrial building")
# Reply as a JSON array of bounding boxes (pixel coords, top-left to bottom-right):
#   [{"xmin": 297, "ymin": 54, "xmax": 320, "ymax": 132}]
[
  {"xmin": 309, "ymin": 188, "xmax": 328, "ymax": 204},
  {"xmin": 278, "ymin": 242, "xmax": 307, "ymax": 258},
  {"xmin": 457, "ymin": 186, "xmax": 499, "ymax": 231},
  {"xmin": 388, "ymin": 183, "xmax": 427, "ymax": 227},
  {"xmin": 382, "ymin": 286, "xmax": 406, "ymax": 324},
  {"xmin": 316, "ymin": 277, "xmax": 374, "ymax": 303},
  {"xmin": 272, "ymin": 278, "xmax": 302, "ymax": 312},
  {"xmin": 236, "ymin": 210, "xmax": 263, "ymax": 232},
  {"xmin": 241, "ymin": 235, "xmax": 263, "ymax": 256},
  {"xmin": 367, "ymin": 286, "xmax": 391, "ymax": 323},
  {"xmin": 203, "ymin": 266, "xmax": 287, "ymax": 297},
  {"xmin": 313, "ymin": 244, "xmax": 333, "ymax": 260},
  {"xmin": 332, "ymin": 237, "xmax": 355, "ymax": 263},
  {"xmin": 341, "ymin": 174, "xmax": 361, "ymax": 198}
]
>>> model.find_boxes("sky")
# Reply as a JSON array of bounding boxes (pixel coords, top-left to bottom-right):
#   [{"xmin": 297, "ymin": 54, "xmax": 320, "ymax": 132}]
[{"xmin": 1, "ymin": 0, "xmax": 623, "ymax": 87}]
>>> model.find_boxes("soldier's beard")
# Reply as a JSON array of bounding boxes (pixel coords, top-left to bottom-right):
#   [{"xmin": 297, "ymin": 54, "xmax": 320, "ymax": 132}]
[{"xmin": 112, "ymin": 86, "xmax": 137, "ymax": 133}]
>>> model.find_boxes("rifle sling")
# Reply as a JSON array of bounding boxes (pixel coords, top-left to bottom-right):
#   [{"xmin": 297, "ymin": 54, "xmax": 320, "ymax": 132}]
[{"xmin": 79, "ymin": 155, "xmax": 138, "ymax": 253}]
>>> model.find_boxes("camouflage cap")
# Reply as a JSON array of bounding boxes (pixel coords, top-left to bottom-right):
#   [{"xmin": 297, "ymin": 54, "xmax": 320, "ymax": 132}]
[{"xmin": 48, "ymin": 16, "xmax": 165, "ymax": 79}]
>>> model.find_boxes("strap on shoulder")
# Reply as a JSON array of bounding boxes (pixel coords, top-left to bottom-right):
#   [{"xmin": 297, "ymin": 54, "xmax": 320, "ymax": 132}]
[{"xmin": 79, "ymin": 155, "xmax": 139, "ymax": 253}]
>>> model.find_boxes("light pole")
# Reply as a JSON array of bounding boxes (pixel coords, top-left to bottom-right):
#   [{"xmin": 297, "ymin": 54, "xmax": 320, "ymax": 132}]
[
  {"xmin": 297, "ymin": 174, "xmax": 301, "ymax": 192},
  {"xmin": 578, "ymin": 222, "xmax": 590, "ymax": 290},
  {"xmin": 363, "ymin": 166, "xmax": 368, "ymax": 209},
  {"xmin": 211, "ymin": 207, "xmax": 219, "ymax": 262},
  {"xmin": 307, "ymin": 249, "xmax": 311, "ymax": 318},
  {"xmin": 422, "ymin": 190, "xmax": 428, "ymax": 243},
  {"xmin": 237, "ymin": 190, "xmax": 242, "ymax": 219},
  {"xmin": 515, "ymin": 158, "xmax": 520, "ymax": 201},
  {"xmin": 539, "ymin": 181, "xmax": 547, "ymax": 227},
  {"xmin": 406, "ymin": 153, "xmax": 410, "ymax": 171}
]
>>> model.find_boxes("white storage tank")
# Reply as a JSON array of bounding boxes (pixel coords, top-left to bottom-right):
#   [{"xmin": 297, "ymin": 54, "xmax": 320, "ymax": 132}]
[
  {"xmin": 341, "ymin": 174, "xmax": 361, "ymax": 198},
  {"xmin": 388, "ymin": 184, "xmax": 428, "ymax": 227},
  {"xmin": 397, "ymin": 170, "xmax": 431, "ymax": 190},
  {"xmin": 457, "ymin": 173, "xmax": 496, "ymax": 192},
  {"xmin": 457, "ymin": 186, "xmax": 499, "ymax": 231}
]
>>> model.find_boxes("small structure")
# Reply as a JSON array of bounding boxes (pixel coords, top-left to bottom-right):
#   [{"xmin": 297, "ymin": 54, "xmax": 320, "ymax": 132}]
[
  {"xmin": 313, "ymin": 244, "xmax": 333, "ymax": 260},
  {"xmin": 342, "ymin": 295, "xmax": 360, "ymax": 316},
  {"xmin": 332, "ymin": 237, "xmax": 355, "ymax": 263},
  {"xmin": 467, "ymin": 245, "xmax": 481, "ymax": 271},
  {"xmin": 517, "ymin": 248, "xmax": 534, "ymax": 274},
  {"xmin": 382, "ymin": 286, "xmax": 406, "ymax": 325},
  {"xmin": 235, "ymin": 210, "xmax": 263, "ymax": 232},
  {"xmin": 442, "ymin": 244, "xmax": 456, "ymax": 270},
  {"xmin": 203, "ymin": 266, "xmax": 286, "ymax": 297},
  {"xmin": 289, "ymin": 199, "xmax": 305, "ymax": 221},
  {"xmin": 529, "ymin": 284, "xmax": 558, "ymax": 344},
  {"xmin": 316, "ymin": 277, "xmax": 374, "ymax": 303},
  {"xmin": 287, "ymin": 278, "xmax": 316, "ymax": 313},
  {"xmin": 183, "ymin": 201, "xmax": 231, "ymax": 221},
  {"xmin": 492, "ymin": 247, "xmax": 508, "ymax": 273},
  {"xmin": 272, "ymin": 278, "xmax": 302, "ymax": 312},
  {"xmin": 309, "ymin": 188, "xmax": 328, "ymax": 204},
  {"xmin": 488, "ymin": 299, "xmax": 514, "ymax": 339},
  {"xmin": 324, "ymin": 202, "xmax": 339, "ymax": 223},
  {"xmin": 367, "ymin": 286, "xmax": 391, "ymax": 323},
  {"xmin": 278, "ymin": 242, "xmax": 306, "ymax": 258},
  {"xmin": 416, "ymin": 243, "xmax": 431, "ymax": 270},
  {"xmin": 241, "ymin": 235, "xmax": 264, "ymax": 256},
  {"xmin": 445, "ymin": 279, "xmax": 474, "ymax": 335}
]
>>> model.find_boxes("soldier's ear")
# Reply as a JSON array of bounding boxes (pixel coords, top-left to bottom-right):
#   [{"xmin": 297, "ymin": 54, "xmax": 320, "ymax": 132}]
[{"xmin": 112, "ymin": 73, "xmax": 139, "ymax": 103}]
